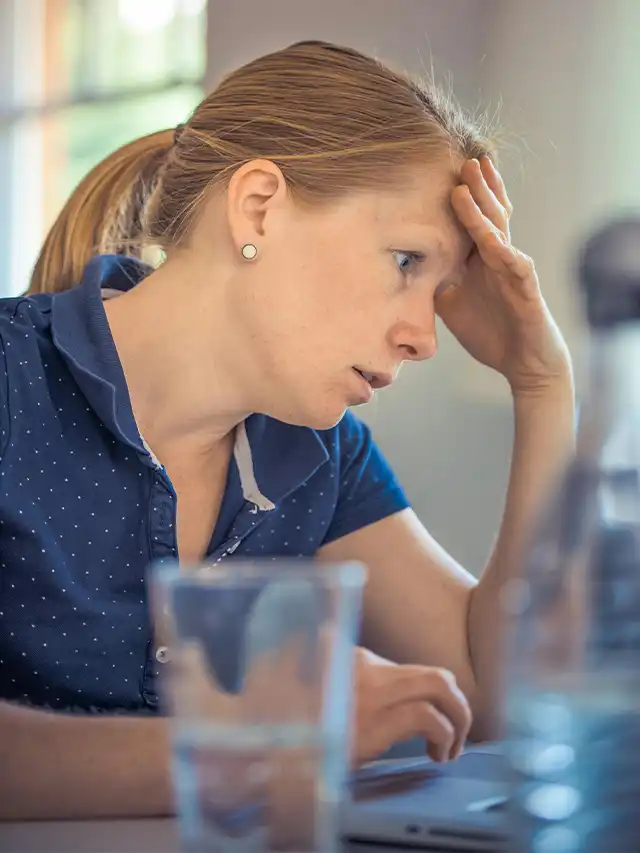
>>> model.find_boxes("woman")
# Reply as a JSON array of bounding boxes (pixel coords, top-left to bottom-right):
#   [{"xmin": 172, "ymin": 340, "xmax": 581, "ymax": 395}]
[{"xmin": 0, "ymin": 40, "xmax": 574, "ymax": 820}]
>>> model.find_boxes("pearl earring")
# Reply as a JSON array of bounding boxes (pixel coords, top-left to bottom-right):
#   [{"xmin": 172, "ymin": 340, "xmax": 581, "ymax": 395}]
[{"xmin": 241, "ymin": 243, "xmax": 258, "ymax": 261}]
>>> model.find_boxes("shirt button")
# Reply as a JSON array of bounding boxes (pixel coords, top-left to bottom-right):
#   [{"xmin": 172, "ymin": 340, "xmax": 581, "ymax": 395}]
[{"xmin": 155, "ymin": 646, "xmax": 170, "ymax": 664}]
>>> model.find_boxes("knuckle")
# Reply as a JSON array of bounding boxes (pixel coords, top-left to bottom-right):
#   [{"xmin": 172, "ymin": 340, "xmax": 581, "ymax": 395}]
[
  {"xmin": 430, "ymin": 667, "xmax": 458, "ymax": 690},
  {"xmin": 515, "ymin": 251, "xmax": 535, "ymax": 273},
  {"xmin": 481, "ymin": 231, "xmax": 498, "ymax": 250}
]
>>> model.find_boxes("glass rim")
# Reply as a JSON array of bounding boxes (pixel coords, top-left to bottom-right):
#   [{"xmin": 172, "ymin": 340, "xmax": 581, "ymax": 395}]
[{"xmin": 152, "ymin": 557, "xmax": 366, "ymax": 589}]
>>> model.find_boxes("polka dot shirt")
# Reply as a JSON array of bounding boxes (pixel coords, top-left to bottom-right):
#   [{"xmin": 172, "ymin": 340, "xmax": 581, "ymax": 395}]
[{"xmin": 0, "ymin": 256, "xmax": 409, "ymax": 713}]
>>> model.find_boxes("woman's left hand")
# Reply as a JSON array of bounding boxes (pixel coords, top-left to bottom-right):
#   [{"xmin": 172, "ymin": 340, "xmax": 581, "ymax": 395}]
[{"xmin": 435, "ymin": 156, "xmax": 572, "ymax": 396}]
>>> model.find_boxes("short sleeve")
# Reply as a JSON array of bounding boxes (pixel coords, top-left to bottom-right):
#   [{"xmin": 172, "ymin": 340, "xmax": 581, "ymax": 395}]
[{"xmin": 322, "ymin": 411, "xmax": 410, "ymax": 545}]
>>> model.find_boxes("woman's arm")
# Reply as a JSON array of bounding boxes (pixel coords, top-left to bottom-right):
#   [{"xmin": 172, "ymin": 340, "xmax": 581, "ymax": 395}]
[
  {"xmin": 320, "ymin": 375, "xmax": 575, "ymax": 742},
  {"xmin": 0, "ymin": 701, "xmax": 174, "ymax": 820},
  {"xmin": 467, "ymin": 378, "xmax": 575, "ymax": 736}
]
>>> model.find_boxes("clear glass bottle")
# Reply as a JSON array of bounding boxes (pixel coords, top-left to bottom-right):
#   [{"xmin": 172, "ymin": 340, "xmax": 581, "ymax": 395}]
[{"xmin": 505, "ymin": 218, "xmax": 640, "ymax": 853}]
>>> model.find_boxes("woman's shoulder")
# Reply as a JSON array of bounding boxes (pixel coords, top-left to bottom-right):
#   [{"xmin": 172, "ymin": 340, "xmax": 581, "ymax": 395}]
[
  {"xmin": 0, "ymin": 291, "xmax": 54, "ymax": 341},
  {"xmin": 0, "ymin": 292, "xmax": 56, "ymax": 415}
]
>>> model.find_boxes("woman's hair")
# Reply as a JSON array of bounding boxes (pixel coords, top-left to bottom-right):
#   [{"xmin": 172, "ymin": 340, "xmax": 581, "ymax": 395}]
[
  {"xmin": 27, "ymin": 130, "xmax": 173, "ymax": 294},
  {"xmin": 30, "ymin": 40, "xmax": 497, "ymax": 295}
]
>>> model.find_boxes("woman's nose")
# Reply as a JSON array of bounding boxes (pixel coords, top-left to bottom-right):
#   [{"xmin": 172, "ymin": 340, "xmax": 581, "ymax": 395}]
[{"xmin": 391, "ymin": 320, "xmax": 438, "ymax": 362}]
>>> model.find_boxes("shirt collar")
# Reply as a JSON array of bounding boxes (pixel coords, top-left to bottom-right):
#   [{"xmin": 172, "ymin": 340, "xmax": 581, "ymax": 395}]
[
  {"xmin": 49, "ymin": 255, "xmax": 329, "ymax": 510},
  {"xmin": 51, "ymin": 255, "xmax": 146, "ymax": 457}
]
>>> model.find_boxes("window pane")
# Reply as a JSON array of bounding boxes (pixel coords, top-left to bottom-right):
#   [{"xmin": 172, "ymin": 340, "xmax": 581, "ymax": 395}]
[
  {"xmin": 43, "ymin": 85, "xmax": 202, "ymax": 227},
  {"xmin": 53, "ymin": 0, "xmax": 206, "ymax": 101},
  {"xmin": 2, "ymin": 0, "xmax": 207, "ymax": 295}
]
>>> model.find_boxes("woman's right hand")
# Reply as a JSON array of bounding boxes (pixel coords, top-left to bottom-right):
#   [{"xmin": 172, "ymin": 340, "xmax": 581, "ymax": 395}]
[{"xmin": 351, "ymin": 648, "xmax": 472, "ymax": 767}]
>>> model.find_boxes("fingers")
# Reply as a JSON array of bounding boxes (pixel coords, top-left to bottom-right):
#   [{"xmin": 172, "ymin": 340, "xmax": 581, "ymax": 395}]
[
  {"xmin": 353, "ymin": 700, "xmax": 456, "ymax": 767},
  {"xmin": 459, "ymin": 158, "xmax": 508, "ymax": 236},
  {"xmin": 451, "ymin": 185, "xmax": 535, "ymax": 284},
  {"xmin": 479, "ymin": 155, "xmax": 513, "ymax": 217},
  {"xmin": 451, "ymin": 184, "xmax": 505, "ymax": 250},
  {"xmin": 423, "ymin": 669, "xmax": 472, "ymax": 759},
  {"xmin": 396, "ymin": 667, "xmax": 471, "ymax": 760},
  {"xmin": 458, "ymin": 157, "xmax": 514, "ymax": 250},
  {"xmin": 383, "ymin": 701, "xmax": 457, "ymax": 764},
  {"xmin": 380, "ymin": 666, "xmax": 471, "ymax": 745},
  {"xmin": 355, "ymin": 663, "xmax": 472, "ymax": 765}
]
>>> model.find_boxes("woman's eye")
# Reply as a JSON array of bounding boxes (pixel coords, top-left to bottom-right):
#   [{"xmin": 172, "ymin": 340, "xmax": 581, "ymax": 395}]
[{"xmin": 393, "ymin": 251, "xmax": 423, "ymax": 276}]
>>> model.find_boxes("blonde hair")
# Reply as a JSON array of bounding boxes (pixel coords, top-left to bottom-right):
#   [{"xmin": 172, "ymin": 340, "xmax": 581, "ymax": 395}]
[
  {"xmin": 28, "ymin": 130, "xmax": 172, "ymax": 294},
  {"xmin": 30, "ymin": 40, "xmax": 497, "ymax": 294}
]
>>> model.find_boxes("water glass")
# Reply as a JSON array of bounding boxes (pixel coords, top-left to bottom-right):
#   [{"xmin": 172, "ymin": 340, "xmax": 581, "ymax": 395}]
[{"xmin": 150, "ymin": 559, "xmax": 365, "ymax": 852}]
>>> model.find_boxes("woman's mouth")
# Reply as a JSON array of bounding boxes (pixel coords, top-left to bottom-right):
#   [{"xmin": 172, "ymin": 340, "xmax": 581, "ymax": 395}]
[
  {"xmin": 352, "ymin": 368, "xmax": 394, "ymax": 391},
  {"xmin": 352, "ymin": 368, "xmax": 375, "ymax": 402}
]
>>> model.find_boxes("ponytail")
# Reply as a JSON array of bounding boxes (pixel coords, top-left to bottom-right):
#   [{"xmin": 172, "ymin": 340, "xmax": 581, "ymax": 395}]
[{"xmin": 27, "ymin": 129, "xmax": 174, "ymax": 295}]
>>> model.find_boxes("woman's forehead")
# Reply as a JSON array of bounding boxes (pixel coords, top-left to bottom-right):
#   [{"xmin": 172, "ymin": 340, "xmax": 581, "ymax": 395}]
[
  {"xmin": 297, "ymin": 163, "xmax": 470, "ymax": 259},
  {"xmin": 348, "ymin": 162, "xmax": 459, "ymax": 219},
  {"xmin": 363, "ymin": 171, "xmax": 471, "ymax": 252}
]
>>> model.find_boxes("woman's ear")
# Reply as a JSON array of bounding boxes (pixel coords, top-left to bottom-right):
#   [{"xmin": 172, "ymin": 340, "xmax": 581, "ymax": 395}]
[{"xmin": 226, "ymin": 159, "xmax": 288, "ymax": 253}]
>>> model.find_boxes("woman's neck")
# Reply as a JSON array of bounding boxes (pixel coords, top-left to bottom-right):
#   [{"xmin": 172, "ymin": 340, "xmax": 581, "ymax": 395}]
[{"xmin": 103, "ymin": 260, "xmax": 252, "ymax": 456}]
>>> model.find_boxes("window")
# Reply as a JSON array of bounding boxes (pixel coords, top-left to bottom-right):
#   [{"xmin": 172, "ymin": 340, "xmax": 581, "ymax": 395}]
[{"xmin": 0, "ymin": 0, "xmax": 207, "ymax": 295}]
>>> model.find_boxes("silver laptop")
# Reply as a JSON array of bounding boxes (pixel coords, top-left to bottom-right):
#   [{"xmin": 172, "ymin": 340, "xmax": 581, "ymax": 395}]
[{"xmin": 342, "ymin": 744, "xmax": 510, "ymax": 851}]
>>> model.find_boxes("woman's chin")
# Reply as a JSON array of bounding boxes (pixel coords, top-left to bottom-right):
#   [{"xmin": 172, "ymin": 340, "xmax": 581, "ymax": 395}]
[
  {"xmin": 274, "ymin": 399, "xmax": 348, "ymax": 431},
  {"xmin": 303, "ymin": 391, "xmax": 353, "ymax": 430},
  {"xmin": 309, "ymin": 410, "xmax": 348, "ymax": 431},
  {"xmin": 263, "ymin": 384, "xmax": 350, "ymax": 431}
]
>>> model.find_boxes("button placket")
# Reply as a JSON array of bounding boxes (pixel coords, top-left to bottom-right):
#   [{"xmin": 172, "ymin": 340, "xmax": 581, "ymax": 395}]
[
  {"xmin": 213, "ymin": 502, "xmax": 275, "ymax": 562},
  {"xmin": 143, "ymin": 475, "xmax": 178, "ymax": 707},
  {"xmin": 149, "ymin": 477, "xmax": 178, "ymax": 560}
]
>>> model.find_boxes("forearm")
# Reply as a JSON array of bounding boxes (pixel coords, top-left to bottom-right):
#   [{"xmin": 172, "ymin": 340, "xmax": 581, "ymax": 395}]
[
  {"xmin": 467, "ymin": 375, "xmax": 576, "ymax": 738},
  {"xmin": 0, "ymin": 701, "xmax": 174, "ymax": 821}
]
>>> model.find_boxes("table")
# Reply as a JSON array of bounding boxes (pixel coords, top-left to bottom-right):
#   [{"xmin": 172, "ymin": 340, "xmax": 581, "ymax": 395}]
[{"xmin": 0, "ymin": 819, "xmax": 417, "ymax": 853}]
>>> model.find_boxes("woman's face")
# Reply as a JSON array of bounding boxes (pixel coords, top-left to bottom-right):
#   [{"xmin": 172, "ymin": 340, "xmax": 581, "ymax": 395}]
[{"xmin": 199, "ymin": 160, "xmax": 473, "ymax": 429}]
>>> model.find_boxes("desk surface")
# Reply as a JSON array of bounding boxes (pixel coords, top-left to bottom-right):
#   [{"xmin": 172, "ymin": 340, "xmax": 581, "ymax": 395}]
[{"xmin": 0, "ymin": 819, "xmax": 416, "ymax": 853}]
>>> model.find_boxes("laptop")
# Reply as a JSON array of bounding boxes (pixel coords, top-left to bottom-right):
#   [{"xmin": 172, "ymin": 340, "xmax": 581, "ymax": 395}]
[{"xmin": 342, "ymin": 744, "xmax": 510, "ymax": 851}]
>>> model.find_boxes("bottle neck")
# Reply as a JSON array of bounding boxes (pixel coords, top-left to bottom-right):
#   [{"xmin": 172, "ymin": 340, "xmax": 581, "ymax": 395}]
[{"xmin": 579, "ymin": 322, "xmax": 640, "ymax": 465}]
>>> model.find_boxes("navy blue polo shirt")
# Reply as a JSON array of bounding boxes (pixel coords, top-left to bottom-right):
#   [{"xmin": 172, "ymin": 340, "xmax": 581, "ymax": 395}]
[{"xmin": 0, "ymin": 256, "xmax": 409, "ymax": 713}]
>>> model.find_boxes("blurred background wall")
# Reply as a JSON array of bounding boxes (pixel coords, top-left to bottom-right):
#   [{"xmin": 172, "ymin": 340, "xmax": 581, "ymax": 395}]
[{"xmin": 1, "ymin": 0, "xmax": 638, "ymax": 573}]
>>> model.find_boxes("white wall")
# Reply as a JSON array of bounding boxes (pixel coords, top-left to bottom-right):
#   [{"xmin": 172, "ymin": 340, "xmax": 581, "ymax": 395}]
[
  {"xmin": 478, "ymin": 0, "xmax": 640, "ymax": 396},
  {"xmin": 205, "ymin": 0, "xmax": 492, "ymax": 106},
  {"xmin": 206, "ymin": 0, "xmax": 639, "ymax": 573}
]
